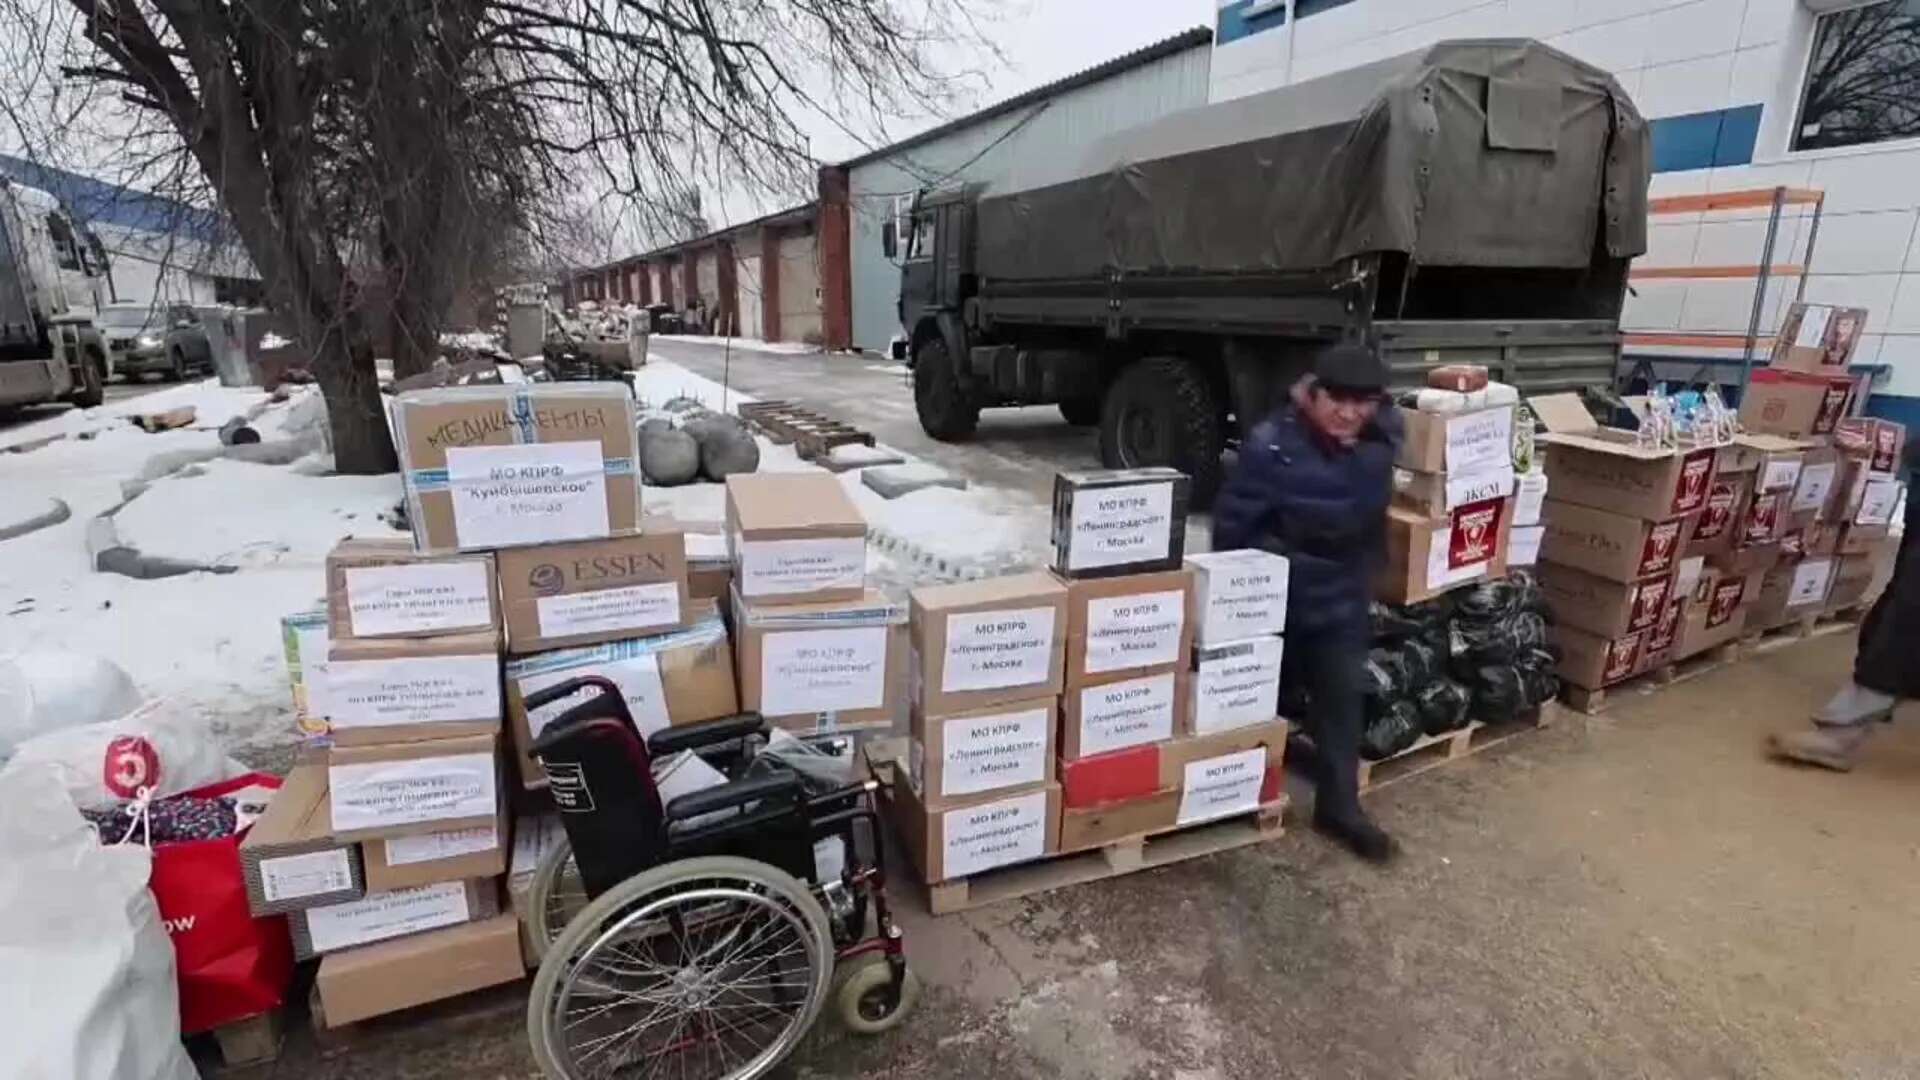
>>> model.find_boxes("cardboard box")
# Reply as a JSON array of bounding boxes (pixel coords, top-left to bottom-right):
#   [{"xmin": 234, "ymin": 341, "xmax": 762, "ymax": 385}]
[
  {"xmin": 282, "ymin": 610, "xmax": 333, "ymax": 740},
  {"xmin": 1186, "ymin": 549, "xmax": 1290, "ymax": 645},
  {"xmin": 1738, "ymin": 369, "xmax": 1854, "ymax": 440},
  {"xmin": 325, "ymin": 539, "xmax": 499, "ymax": 640},
  {"xmin": 390, "ymin": 384, "xmax": 640, "ymax": 553},
  {"xmin": 1552, "ymin": 624, "xmax": 1646, "ymax": 690},
  {"xmin": 1673, "ymin": 584, "xmax": 1749, "ymax": 660},
  {"xmin": 1536, "ymin": 563, "xmax": 1675, "ymax": 638},
  {"xmin": 1751, "ymin": 445, "xmax": 1807, "ymax": 496},
  {"xmin": 289, "ymin": 877, "xmax": 498, "ymax": 961},
  {"xmin": 1538, "ymin": 500, "xmax": 1690, "ymax": 583},
  {"xmin": 1768, "ymin": 302, "xmax": 1869, "ymax": 374},
  {"xmin": 321, "ymin": 631, "xmax": 502, "ymax": 746},
  {"xmin": 725, "ymin": 473, "xmax": 867, "ymax": 604},
  {"xmin": 1060, "ymin": 668, "xmax": 1187, "ymax": 759},
  {"xmin": 1788, "ymin": 446, "xmax": 1841, "ymax": 519},
  {"xmin": 1187, "ymin": 635, "xmax": 1284, "ymax": 736},
  {"xmin": 1533, "ymin": 392, "xmax": 1719, "ymax": 519},
  {"xmin": 1509, "ymin": 525, "xmax": 1544, "ymax": 567},
  {"xmin": 1390, "ymin": 464, "xmax": 1517, "ymax": 521},
  {"xmin": 1686, "ymin": 471, "xmax": 1750, "ymax": 558},
  {"xmin": 1058, "ymin": 789, "xmax": 1180, "ymax": 852},
  {"xmin": 239, "ymin": 761, "xmax": 364, "ymax": 916},
  {"xmin": 1059, "ymin": 569, "xmax": 1194, "ymax": 686},
  {"xmin": 732, "ymin": 589, "xmax": 906, "ymax": 733},
  {"xmin": 1157, "ymin": 719, "xmax": 1288, "ymax": 791},
  {"xmin": 1825, "ymin": 552, "xmax": 1881, "ymax": 613},
  {"xmin": 506, "ymin": 813, "xmax": 564, "ymax": 969},
  {"xmin": 1718, "ymin": 539, "xmax": 1783, "ymax": 575},
  {"xmin": 1050, "ymin": 467, "xmax": 1191, "ymax": 578},
  {"xmin": 1514, "ymin": 471, "xmax": 1549, "ymax": 527},
  {"xmin": 360, "ymin": 789, "xmax": 509, "ymax": 893},
  {"xmin": 909, "ymin": 573, "xmax": 1068, "ymax": 715},
  {"xmin": 505, "ymin": 607, "xmax": 737, "ymax": 789},
  {"xmin": 1058, "ymin": 745, "xmax": 1162, "ymax": 809},
  {"xmin": 908, "ymin": 698, "xmax": 1055, "ymax": 809},
  {"xmin": 494, "ymin": 532, "xmax": 689, "ymax": 655},
  {"xmin": 890, "ymin": 778, "xmax": 1060, "ymax": 884},
  {"xmin": 1852, "ymin": 475, "xmax": 1904, "ymax": 527},
  {"xmin": 1836, "ymin": 523, "xmax": 1892, "ymax": 557},
  {"xmin": 1378, "ymin": 498, "xmax": 1513, "ymax": 605},
  {"xmin": 1638, "ymin": 597, "xmax": 1685, "ymax": 672},
  {"xmin": 1395, "ymin": 403, "xmax": 1517, "ymax": 475},
  {"xmin": 328, "ymin": 734, "xmax": 499, "ymax": 841},
  {"xmin": 1748, "ymin": 558, "xmax": 1837, "ymax": 629},
  {"xmin": 314, "ymin": 913, "xmax": 523, "ymax": 1027},
  {"xmin": 1835, "ymin": 417, "xmax": 1907, "ymax": 473}
]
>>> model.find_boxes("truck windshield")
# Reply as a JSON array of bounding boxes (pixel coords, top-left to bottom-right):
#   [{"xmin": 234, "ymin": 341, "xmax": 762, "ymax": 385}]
[{"xmin": 44, "ymin": 213, "xmax": 81, "ymax": 271}]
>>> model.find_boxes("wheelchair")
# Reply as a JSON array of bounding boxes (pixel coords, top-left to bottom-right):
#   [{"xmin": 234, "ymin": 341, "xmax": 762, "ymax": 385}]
[{"xmin": 522, "ymin": 676, "xmax": 917, "ymax": 1079}]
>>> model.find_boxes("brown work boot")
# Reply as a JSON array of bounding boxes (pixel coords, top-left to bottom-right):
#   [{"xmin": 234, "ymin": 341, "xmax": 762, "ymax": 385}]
[{"xmin": 1768, "ymin": 724, "xmax": 1875, "ymax": 772}]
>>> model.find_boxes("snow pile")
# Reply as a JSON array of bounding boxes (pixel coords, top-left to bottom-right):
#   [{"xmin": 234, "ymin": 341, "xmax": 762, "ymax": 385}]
[
  {"xmin": 114, "ymin": 458, "xmax": 401, "ymax": 569},
  {"xmin": 0, "ymin": 379, "xmax": 275, "ymax": 453},
  {"xmin": 653, "ymin": 334, "xmax": 821, "ymax": 356}
]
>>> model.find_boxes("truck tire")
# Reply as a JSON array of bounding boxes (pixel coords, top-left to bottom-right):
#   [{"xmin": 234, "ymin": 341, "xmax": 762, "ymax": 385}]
[
  {"xmin": 168, "ymin": 348, "xmax": 188, "ymax": 382},
  {"xmin": 70, "ymin": 347, "xmax": 106, "ymax": 408},
  {"xmin": 913, "ymin": 336, "xmax": 978, "ymax": 441},
  {"xmin": 1058, "ymin": 396, "xmax": 1102, "ymax": 426},
  {"xmin": 1099, "ymin": 356, "xmax": 1224, "ymax": 505}
]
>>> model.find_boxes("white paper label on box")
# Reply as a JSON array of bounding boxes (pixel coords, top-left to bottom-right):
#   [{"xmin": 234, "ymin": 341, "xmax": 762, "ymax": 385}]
[
  {"xmin": 1508, "ymin": 525, "xmax": 1544, "ymax": 567},
  {"xmin": 1788, "ymin": 559, "xmax": 1834, "ymax": 607},
  {"xmin": 1066, "ymin": 481, "xmax": 1175, "ymax": 571},
  {"xmin": 323, "ymin": 654, "xmax": 500, "ymax": 730},
  {"xmin": 1084, "ymin": 589, "xmax": 1186, "ymax": 674},
  {"xmin": 444, "ymin": 440, "xmax": 609, "ymax": 549},
  {"xmin": 1425, "ymin": 524, "xmax": 1488, "ymax": 590},
  {"xmin": 1791, "ymin": 462, "xmax": 1839, "ymax": 513},
  {"xmin": 1193, "ymin": 637, "xmax": 1284, "ymax": 735},
  {"xmin": 1076, "ymin": 672, "xmax": 1176, "ymax": 756},
  {"xmin": 383, "ymin": 824, "xmax": 499, "ymax": 867},
  {"xmin": 343, "ymin": 562, "xmax": 494, "ymax": 636},
  {"xmin": 1514, "ymin": 472, "xmax": 1549, "ymax": 527},
  {"xmin": 1675, "ymin": 555, "xmax": 1706, "ymax": 602},
  {"xmin": 520, "ymin": 653, "xmax": 669, "ymax": 739},
  {"xmin": 1177, "ymin": 747, "xmax": 1266, "ymax": 826},
  {"xmin": 941, "ymin": 607, "xmax": 1056, "ymax": 693},
  {"xmin": 329, "ymin": 752, "xmax": 497, "ymax": 834},
  {"xmin": 302, "ymin": 881, "xmax": 471, "ymax": 955},
  {"xmin": 1794, "ymin": 304, "xmax": 1833, "ymax": 349},
  {"xmin": 737, "ymin": 536, "xmax": 866, "ymax": 597},
  {"xmin": 1193, "ymin": 551, "xmax": 1290, "ymax": 644},
  {"xmin": 1444, "ymin": 407, "xmax": 1515, "ymax": 474},
  {"xmin": 1444, "ymin": 464, "xmax": 1516, "ymax": 511},
  {"xmin": 258, "ymin": 848, "xmax": 355, "ymax": 903},
  {"xmin": 941, "ymin": 789, "xmax": 1049, "ymax": 880},
  {"xmin": 536, "ymin": 582, "xmax": 681, "ymax": 640},
  {"xmin": 1759, "ymin": 457, "xmax": 1804, "ymax": 494},
  {"xmin": 761, "ymin": 626, "xmax": 889, "ymax": 715},
  {"xmin": 1856, "ymin": 477, "xmax": 1901, "ymax": 526},
  {"xmin": 937, "ymin": 705, "xmax": 1050, "ymax": 797},
  {"xmin": 508, "ymin": 813, "xmax": 562, "ymax": 883}
]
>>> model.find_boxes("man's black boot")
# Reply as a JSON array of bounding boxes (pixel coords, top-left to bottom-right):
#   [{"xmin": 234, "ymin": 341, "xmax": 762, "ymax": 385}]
[{"xmin": 1313, "ymin": 809, "xmax": 1398, "ymax": 864}]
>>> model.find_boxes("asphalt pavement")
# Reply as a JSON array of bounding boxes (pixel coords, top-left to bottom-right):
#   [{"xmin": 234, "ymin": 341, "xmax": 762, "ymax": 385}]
[{"xmin": 0, "ymin": 376, "xmax": 166, "ymax": 434}]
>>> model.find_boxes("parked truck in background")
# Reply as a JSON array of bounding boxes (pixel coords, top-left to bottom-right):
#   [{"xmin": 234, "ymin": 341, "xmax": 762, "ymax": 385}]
[
  {"xmin": 887, "ymin": 40, "xmax": 1651, "ymax": 502},
  {"xmin": 0, "ymin": 178, "xmax": 111, "ymax": 410}
]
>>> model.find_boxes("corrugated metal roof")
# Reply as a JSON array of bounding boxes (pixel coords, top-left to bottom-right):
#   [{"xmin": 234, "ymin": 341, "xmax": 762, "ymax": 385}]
[
  {"xmin": 837, "ymin": 26, "xmax": 1215, "ymax": 170},
  {"xmin": 0, "ymin": 154, "xmax": 225, "ymax": 244}
]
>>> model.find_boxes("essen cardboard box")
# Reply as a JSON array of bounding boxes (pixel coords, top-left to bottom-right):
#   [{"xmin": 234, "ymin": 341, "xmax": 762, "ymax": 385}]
[
  {"xmin": 360, "ymin": 784, "xmax": 509, "ymax": 893},
  {"xmin": 314, "ymin": 912, "xmax": 523, "ymax": 1027},
  {"xmin": 390, "ymin": 384, "xmax": 640, "ymax": 553},
  {"xmin": 1187, "ymin": 635, "xmax": 1284, "ymax": 736},
  {"xmin": 1185, "ymin": 549, "xmax": 1290, "ymax": 644},
  {"xmin": 725, "ymin": 473, "xmax": 867, "ymax": 605},
  {"xmin": 1378, "ymin": 499, "xmax": 1513, "ymax": 605},
  {"xmin": 1050, "ymin": 467, "xmax": 1191, "ymax": 579},
  {"xmin": 239, "ymin": 760, "xmax": 364, "ymax": 916},
  {"xmin": 1536, "ymin": 563, "xmax": 1676, "ymax": 638},
  {"xmin": 909, "ymin": 573, "xmax": 1067, "ymax": 715},
  {"xmin": 1538, "ymin": 500, "xmax": 1690, "ymax": 583},
  {"xmin": 890, "ymin": 776, "xmax": 1060, "ymax": 885},
  {"xmin": 327, "ymin": 733, "xmax": 499, "ymax": 842},
  {"xmin": 494, "ymin": 531, "xmax": 689, "ymax": 654},
  {"xmin": 325, "ymin": 539, "xmax": 499, "ymax": 640},
  {"xmin": 1769, "ymin": 302, "xmax": 1869, "ymax": 374},
  {"xmin": 504, "ymin": 606, "xmax": 737, "ymax": 789},
  {"xmin": 908, "ymin": 698, "xmax": 1055, "ymax": 809},
  {"xmin": 1060, "ymin": 667, "xmax": 1187, "ymax": 759},
  {"xmin": 1058, "ymin": 569, "xmax": 1194, "ymax": 687},
  {"xmin": 322, "ymin": 630, "xmax": 503, "ymax": 746},
  {"xmin": 1737, "ymin": 369, "xmax": 1854, "ymax": 440},
  {"xmin": 288, "ymin": 877, "xmax": 498, "ymax": 961},
  {"xmin": 733, "ymin": 588, "xmax": 906, "ymax": 734},
  {"xmin": 1533, "ymin": 393, "xmax": 1719, "ymax": 520},
  {"xmin": 1552, "ymin": 624, "xmax": 1647, "ymax": 690},
  {"xmin": 1395, "ymin": 402, "xmax": 1517, "ymax": 475}
]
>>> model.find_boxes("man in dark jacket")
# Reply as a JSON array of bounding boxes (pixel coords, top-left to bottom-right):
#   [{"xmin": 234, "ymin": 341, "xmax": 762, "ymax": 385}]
[
  {"xmin": 1769, "ymin": 435, "xmax": 1920, "ymax": 769},
  {"xmin": 1213, "ymin": 342, "xmax": 1402, "ymax": 861}
]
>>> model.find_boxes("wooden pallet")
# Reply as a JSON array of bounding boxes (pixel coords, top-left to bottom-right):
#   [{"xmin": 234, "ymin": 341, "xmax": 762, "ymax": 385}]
[
  {"xmin": 735, "ymin": 400, "xmax": 875, "ymax": 459},
  {"xmin": 1561, "ymin": 665, "xmax": 1673, "ymax": 715},
  {"xmin": 1663, "ymin": 640, "xmax": 1742, "ymax": 687},
  {"xmin": 1740, "ymin": 607, "xmax": 1863, "ymax": 655},
  {"xmin": 1356, "ymin": 723, "xmax": 1484, "ymax": 793},
  {"xmin": 203, "ymin": 1010, "xmax": 284, "ymax": 1070},
  {"xmin": 916, "ymin": 797, "xmax": 1288, "ymax": 916}
]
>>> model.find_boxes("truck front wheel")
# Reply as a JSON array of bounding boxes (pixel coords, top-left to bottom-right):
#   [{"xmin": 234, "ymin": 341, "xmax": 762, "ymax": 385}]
[
  {"xmin": 1058, "ymin": 396, "xmax": 1102, "ymax": 426},
  {"xmin": 70, "ymin": 346, "xmax": 106, "ymax": 408},
  {"xmin": 913, "ymin": 336, "xmax": 979, "ymax": 441},
  {"xmin": 1099, "ymin": 356, "xmax": 1224, "ymax": 505}
]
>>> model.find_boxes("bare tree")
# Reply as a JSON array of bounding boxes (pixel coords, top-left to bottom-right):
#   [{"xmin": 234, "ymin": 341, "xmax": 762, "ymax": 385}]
[
  {"xmin": 1796, "ymin": 2, "xmax": 1920, "ymax": 151},
  {"xmin": 1, "ymin": 0, "xmax": 986, "ymax": 473}
]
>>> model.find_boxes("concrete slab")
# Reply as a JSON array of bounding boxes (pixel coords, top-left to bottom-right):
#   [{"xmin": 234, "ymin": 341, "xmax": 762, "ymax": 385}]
[{"xmin": 863, "ymin": 462, "xmax": 969, "ymax": 498}]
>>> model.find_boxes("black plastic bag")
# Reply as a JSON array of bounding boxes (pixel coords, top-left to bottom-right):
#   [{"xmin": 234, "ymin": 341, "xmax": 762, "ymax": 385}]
[
  {"xmin": 1449, "ymin": 611, "xmax": 1549, "ymax": 668},
  {"xmin": 1415, "ymin": 679, "xmax": 1473, "ymax": 736},
  {"xmin": 1452, "ymin": 577, "xmax": 1528, "ymax": 621},
  {"xmin": 1371, "ymin": 597, "xmax": 1450, "ymax": 642},
  {"xmin": 1363, "ymin": 648, "xmax": 1410, "ymax": 699},
  {"xmin": 1360, "ymin": 698, "xmax": 1423, "ymax": 761}
]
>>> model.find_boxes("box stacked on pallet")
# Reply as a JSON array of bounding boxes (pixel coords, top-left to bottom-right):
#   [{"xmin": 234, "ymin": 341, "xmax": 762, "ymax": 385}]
[
  {"xmin": 1382, "ymin": 371, "xmax": 1521, "ymax": 604},
  {"xmin": 1825, "ymin": 418, "xmax": 1908, "ymax": 614}
]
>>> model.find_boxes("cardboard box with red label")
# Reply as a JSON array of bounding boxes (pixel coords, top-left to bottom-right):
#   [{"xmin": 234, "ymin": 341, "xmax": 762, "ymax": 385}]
[
  {"xmin": 1533, "ymin": 394, "xmax": 1721, "ymax": 520},
  {"xmin": 1738, "ymin": 369, "xmax": 1854, "ymax": 440},
  {"xmin": 1538, "ymin": 500, "xmax": 1691, "ymax": 583},
  {"xmin": 1377, "ymin": 498, "xmax": 1514, "ymax": 605},
  {"xmin": 1835, "ymin": 417, "xmax": 1907, "ymax": 474},
  {"xmin": 1535, "ymin": 564, "xmax": 1675, "ymax": 638},
  {"xmin": 1686, "ymin": 472, "xmax": 1750, "ymax": 558},
  {"xmin": 1637, "ymin": 597, "xmax": 1686, "ymax": 672},
  {"xmin": 1768, "ymin": 302, "xmax": 1870, "ymax": 375},
  {"xmin": 1553, "ymin": 624, "xmax": 1647, "ymax": 690}
]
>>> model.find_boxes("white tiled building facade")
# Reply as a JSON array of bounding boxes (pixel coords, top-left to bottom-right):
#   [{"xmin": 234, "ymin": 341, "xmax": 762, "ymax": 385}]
[{"xmin": 1213, "ymin": 0, "xmax": 1920, "ymax": 427}]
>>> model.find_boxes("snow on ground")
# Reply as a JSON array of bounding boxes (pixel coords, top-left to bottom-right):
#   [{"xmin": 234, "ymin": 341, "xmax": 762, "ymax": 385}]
[
  {"xmin": 651, "ymin": 334, "xmax": 821, "ymax": 357},
  {"xmin": 114, "ymin": 459, "xmax": 402, "ymax": 568},
  {"xmin": 0, "ymin": 379, "xmax": 274, "ymax": 452}
]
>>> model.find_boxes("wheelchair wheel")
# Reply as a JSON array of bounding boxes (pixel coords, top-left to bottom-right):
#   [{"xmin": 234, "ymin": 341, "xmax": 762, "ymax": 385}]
[
  {"xmin": 526, "ymin": 839, "xmax": 589, "ymax": 961},
  {"xmin": 528, "ymin": 855, "xmax": 835, "ymax": 1080},
  {"xmin": 833, "ymin": 956, "xmax": 921, "ymax": 1035}
]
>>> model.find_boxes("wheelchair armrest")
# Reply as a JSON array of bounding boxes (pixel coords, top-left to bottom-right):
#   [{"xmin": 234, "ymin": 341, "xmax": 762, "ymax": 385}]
[
  {"xmin": 648, "ymin": 713, "xmax": 767, "ymax": 757},
  {"xmin": 665, "ymin": 772, "xmax": 801, "ymax": 822}
]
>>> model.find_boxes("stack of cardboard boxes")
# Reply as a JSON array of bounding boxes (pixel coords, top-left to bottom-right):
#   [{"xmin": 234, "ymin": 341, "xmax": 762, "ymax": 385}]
[{"xmin": 1383, "ymin": 392, "xmax": 1521, "ymax": 603}]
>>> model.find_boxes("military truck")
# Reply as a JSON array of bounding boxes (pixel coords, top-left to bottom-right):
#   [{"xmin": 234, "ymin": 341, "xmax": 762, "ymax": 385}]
[
  {"xmin": 885, "ymin": 40, "xmax": 1651, "ymax": 501},
  {"xmin": 0, "ymin": 178, "xmax": 111, "ymax": 410}
]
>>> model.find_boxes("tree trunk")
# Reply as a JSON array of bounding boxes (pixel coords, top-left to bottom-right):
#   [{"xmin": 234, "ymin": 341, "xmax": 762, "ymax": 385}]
[{"xmin": 312, "ymin": 325, "xmax": 398, "ymax": 475}]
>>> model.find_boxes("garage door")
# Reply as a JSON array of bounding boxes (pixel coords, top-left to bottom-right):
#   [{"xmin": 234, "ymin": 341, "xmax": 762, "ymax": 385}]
[
  {"xmin": 736, "ymin": 253, "xmax": 764, "ymax": 340},
  {"xmin": 778, "ymin": 232, "xmax": 821, "ymax": 344}
]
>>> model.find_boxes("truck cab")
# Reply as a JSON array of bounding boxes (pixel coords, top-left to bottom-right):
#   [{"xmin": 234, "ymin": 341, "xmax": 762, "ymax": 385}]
[{"xmin": 0, "ymin": 179, "xmax": 110, "ymax": 409}]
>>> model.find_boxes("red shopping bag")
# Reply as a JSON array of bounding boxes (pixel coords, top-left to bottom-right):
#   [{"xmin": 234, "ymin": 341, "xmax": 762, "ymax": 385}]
[{"xmin": 146, "ymin": 773, "xmax": 294, "ymax": 1033}]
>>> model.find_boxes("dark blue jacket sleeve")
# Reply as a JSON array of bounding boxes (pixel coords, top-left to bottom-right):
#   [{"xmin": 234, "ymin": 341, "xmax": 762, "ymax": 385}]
[{"xmin": 1211, "ymin": 423, "xmax": 1281, "ymax": 552}]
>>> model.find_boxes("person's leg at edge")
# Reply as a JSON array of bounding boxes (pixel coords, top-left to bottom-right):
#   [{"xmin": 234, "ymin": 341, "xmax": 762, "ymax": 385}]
[
  {"xmin": 1305, "ymin": 624, "xmax": 1397, "ymax": 862},
  {"xmin": 1771, "ymin": 557, "xmax": 1908, "ymax": 771}
]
